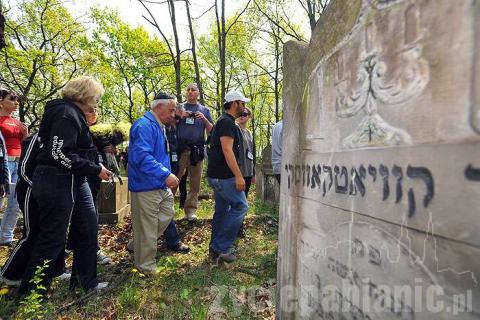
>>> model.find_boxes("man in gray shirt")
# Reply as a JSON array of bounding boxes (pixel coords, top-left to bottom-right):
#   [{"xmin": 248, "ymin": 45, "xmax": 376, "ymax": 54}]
[
  {"xmin": 271, "ymin": 120, "xmax": 283, "ymax": 183},
  {"xmin": 176, "ymin": 83, "xmax": 213, "ymax": 221}
]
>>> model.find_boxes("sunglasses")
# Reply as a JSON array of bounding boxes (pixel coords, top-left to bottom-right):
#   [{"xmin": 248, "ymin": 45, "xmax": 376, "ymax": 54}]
[
  {"xmin": 7, "ymin": 95, "xmax": 18, "ymax": 102},
  {"xmin": 240, "ymin": 112, "xmax": 250, "ymax": 117}
]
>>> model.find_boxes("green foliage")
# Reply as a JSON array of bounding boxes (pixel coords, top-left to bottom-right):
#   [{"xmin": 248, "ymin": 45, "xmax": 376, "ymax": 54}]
[
  {"xmin": 89, "ymin": 8, "xmax": 175, "ymax": 123},
  {"xmin": 1, "ymin": 0, "xmax": 309, "ymax": 153},
  {"xmin": 0, "ymin": 295, "xmax": 16, "ymax": 318},
  {"xmin": 15, "ymin": 260, "xmax": 53, "ymax": 320},
  {"xmin": 118, "ymin": 279, "xmax": 141, "ymax": 314},
  {"xmin": 0, "ymin": 0, "xmax": 88, "ymax": 126}
]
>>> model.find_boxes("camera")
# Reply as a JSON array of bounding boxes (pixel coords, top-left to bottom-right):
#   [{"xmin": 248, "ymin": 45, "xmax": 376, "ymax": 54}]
[{"xmin": 186, "ymin": 111, "xmax": 196, "ymax": 117}]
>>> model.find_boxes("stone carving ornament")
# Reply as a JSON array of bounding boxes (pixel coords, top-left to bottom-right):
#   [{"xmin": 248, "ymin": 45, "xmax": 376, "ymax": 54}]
[{"xmin": 333, "ymin": 3, "xmax": 430, "ymax": 149}]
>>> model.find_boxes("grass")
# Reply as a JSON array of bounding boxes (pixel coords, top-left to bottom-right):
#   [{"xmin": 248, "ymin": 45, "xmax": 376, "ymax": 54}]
[{"xmin": 0, "ymin": 184, "xmax": 279, "ymax": 319}]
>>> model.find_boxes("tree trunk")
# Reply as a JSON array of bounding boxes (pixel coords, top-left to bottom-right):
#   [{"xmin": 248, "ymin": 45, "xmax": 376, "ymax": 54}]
[
  {"xmin": 215, "ymin": 0, "xmax": 226, "ymax": 103},
  {"xmin": 0, "ymin": 1, "xmax": 6, "ymax": 50},
  {"xmin": 185, "ymin": 0, "xmax": 205, "ymax": 105},
  {"xmin": 168, "ymin": 0, "xmax": 182, "ymax": 101}
]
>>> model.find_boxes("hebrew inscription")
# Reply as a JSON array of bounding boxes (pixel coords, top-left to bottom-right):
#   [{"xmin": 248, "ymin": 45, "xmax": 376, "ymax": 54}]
[{"xmin": 285, "ymin": 162, "xmax": 437, "ymax": 217}]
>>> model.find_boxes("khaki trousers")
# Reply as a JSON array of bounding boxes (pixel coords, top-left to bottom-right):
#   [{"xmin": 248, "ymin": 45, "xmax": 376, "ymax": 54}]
[
  {"xmin": 131, "ymin": 188, "xmax": 174, "ymax": 273},
  {"xmin": 173, "ymin": 150, "xmax": 202, "ymax": 216}
]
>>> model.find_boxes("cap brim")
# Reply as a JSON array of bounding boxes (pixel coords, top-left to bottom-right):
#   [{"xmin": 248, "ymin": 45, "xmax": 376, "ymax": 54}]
[{"xmin": 241, "ymin": 97, "xmax": 251, "ymax": 103}]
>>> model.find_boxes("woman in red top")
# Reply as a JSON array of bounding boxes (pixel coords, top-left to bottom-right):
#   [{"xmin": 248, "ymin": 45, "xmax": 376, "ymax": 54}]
[{"xmin": 0, "ymin": 88, "xmax": 28, "ymax": 246}]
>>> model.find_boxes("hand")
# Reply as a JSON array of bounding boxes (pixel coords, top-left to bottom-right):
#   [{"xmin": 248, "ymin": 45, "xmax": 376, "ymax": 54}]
[
  {"xmin": 251, "ymin": 176, "xmax": 256, "ymax": 184},
  {"xmin": 194, "ymin": 112, "xmax": 207, "ymax": 122},
  {"xmin": 235, "ymin": 176, "xmax": 246, "ymax": 191},
  {"xmin": 20, "ymin": 123, "xmax": 28, "ymax": 138},
  {"xmin": 98, "ymin": 163, "xmax": 113, "ymax": 181},
  {"xmin": 166, "ymin": 174, "xmax": 179, "ymax": 188},
  {"xmin": 0, "ymin": 184, "xmax": 6, "ymax": 198},
  {"xmin": 181, "ymin": 111, "xmax": 191, "ymax": 118}
]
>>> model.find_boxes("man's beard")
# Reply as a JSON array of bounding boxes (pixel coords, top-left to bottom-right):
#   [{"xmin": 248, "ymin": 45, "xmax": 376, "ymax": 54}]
[{"xmin": 235, "ymin": 105, "xmax": 243, "ymax": 118}]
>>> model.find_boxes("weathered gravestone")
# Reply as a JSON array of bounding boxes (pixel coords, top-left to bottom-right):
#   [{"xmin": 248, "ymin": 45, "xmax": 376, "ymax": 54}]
[
  {"xmin": 277, "ymin": 0, "xmax": 480, "ymax": 319},
  {"xmin": 257, "ymin": 145, "xmax": 281, "ymax": 205},
  {"xmin": 97, "ymin": 178, "xmax": 130, "ymax": 224}
]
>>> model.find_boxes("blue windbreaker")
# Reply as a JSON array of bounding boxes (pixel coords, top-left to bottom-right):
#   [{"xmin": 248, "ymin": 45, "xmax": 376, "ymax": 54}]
[{"xmin": 128, "ymin": 111, "xmax": 171, "ymax": 192}]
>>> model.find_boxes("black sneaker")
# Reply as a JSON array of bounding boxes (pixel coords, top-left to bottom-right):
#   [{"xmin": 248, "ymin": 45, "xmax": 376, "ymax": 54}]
[{"xmin": 170, "ymin": 242, "xmax": 190, "ymax": 254}]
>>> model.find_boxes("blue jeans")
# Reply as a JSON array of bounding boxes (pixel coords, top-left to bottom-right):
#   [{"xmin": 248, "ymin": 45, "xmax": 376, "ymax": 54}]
[
  {"xmin": 0, "ymin": 160, "xmax": 20, "ymax": 243},
  {"xmin": 164, "ymin": 219, "xmax": 180, "ymax": 249},
  {"xmin": 208, "ymin": 177, "xmax": 248, "ymax": 254}
]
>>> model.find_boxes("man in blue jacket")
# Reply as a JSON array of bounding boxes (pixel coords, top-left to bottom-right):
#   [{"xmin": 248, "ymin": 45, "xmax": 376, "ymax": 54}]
[{"xmin": 128, "ymin": 93, "xmax": 179, "ymax": 275}]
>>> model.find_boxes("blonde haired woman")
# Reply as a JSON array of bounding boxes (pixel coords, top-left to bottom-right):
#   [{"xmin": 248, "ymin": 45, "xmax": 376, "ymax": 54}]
[{"xmin": 17, "ymin": 76, "xmax": 112, "ymax": 295}]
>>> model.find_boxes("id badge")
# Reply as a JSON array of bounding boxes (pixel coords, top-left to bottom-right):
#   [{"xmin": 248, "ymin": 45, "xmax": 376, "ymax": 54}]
[
  {"xmin": 0, "ymin": 148, "xmax": 3, "ymax": 158},
  {"xmin": 171, "ymin": 152, "xmax": 178, "ymax": 162},
  {"xmin": 247, "ymin": 150, "xmax": 254, "ymax": 160},
  {"xmin": 186, "ymin": 117, "xmax": 195, "ymax": 125}
]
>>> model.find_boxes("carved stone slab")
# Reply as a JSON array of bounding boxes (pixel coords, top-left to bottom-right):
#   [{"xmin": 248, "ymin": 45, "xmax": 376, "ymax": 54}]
[
  {"xmin": 97, "ymin": 178, "xmax": 130, "ymax": 224},
  {"xmin": 278, "ymin": 0, "xmax": 480, "ymax": 318},
  {"xmin": 283, "ymin": 143, "xmax": 480, "ymax": 247}
]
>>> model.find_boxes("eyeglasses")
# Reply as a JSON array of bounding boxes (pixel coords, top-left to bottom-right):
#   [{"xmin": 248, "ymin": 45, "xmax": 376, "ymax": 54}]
[{"xmin": 86, "ymin": 107, "xmax": 98, "ymax": 114}]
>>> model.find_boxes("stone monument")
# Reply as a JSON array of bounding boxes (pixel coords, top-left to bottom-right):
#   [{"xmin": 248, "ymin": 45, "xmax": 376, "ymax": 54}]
[
  {"xmin": 257, "ymin": 145, "xmax": 281, "ymax": 205},
  {"xmin": 277, "ymin": 0, "xmax": 480, "ymax": 319},
  {"xmin": 97, "ymin": 177, "xmax": 130, "ymax": 224}
]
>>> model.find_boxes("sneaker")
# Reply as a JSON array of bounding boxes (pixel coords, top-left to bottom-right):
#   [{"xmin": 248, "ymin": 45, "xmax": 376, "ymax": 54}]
[
  {"xmin": 0, "ymin": 275, "xmax": 21, "ymax": 286},
  {"xmin": 93, "ymin": 282, "xmax": 109, "ymax": 292},
  {"xmin": 57, "ymin": 273, "xmax": 71, "ymax": 281},
  {"xmin": 170, "ymin": 242, "xmax": 190, "ymax": 254},
  {"xmin": 209, "ymin": 247, "xmax": 236, "ymax": 263},
  {"xmin": 185, "ymin": 212, "xmax": 197, "ymax": 222},
  {"xmin": 97, "ymin": 250, "xmax": 111, "ymax": 265},
  {"xmin": 217, "ymin": 252, "xmax": 236, "ymax": 263}
]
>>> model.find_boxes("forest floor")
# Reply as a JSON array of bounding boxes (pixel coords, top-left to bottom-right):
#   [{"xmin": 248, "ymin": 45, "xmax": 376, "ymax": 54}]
[{"xmin": 0, "ymin": 188, "xmax": 278, "ymax": 319}]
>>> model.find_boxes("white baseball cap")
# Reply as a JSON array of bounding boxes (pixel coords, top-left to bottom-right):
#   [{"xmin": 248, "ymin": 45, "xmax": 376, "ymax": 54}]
[{"xmin": 224, "ymin": 90, "xmax": 251, "ymax": 103}]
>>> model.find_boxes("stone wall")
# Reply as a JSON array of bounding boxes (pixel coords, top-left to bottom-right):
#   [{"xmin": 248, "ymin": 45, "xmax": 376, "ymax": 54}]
[{"xmin": 278, "ymin": 0, "xmax": 480, "ymax": 319}]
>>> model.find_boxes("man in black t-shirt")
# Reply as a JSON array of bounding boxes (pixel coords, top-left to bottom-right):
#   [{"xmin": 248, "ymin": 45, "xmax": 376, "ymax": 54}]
[{"xmin": 207, "ymin": 90, "xmax": 250, "ymax": 263}]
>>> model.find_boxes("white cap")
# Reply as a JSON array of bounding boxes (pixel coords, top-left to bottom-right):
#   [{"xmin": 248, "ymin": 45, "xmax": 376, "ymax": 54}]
[{"xmin": 224, "ymin": 90, "xmax": 250, "ymax": 103}]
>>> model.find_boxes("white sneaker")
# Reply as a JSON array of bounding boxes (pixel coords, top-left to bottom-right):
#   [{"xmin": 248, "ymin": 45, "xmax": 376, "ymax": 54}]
[
  {"xmin": 97, "ymin": 250, "xmax": 111, "ymax": 265},
  {"xmin": 94, "ymin": 281, "xmax": 109, "ymax": 291},
  {"xmin": 0, "ymin": 275, "xmax": 21, "ymax": 286},
  {"xmin": 58, "ymin": 272, "xmax": 71, "ymax": 281}
]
